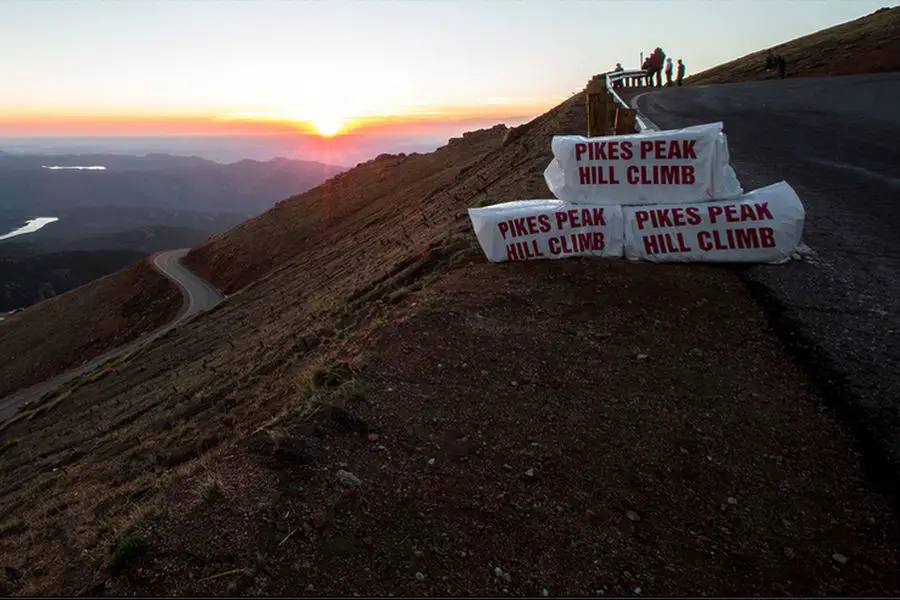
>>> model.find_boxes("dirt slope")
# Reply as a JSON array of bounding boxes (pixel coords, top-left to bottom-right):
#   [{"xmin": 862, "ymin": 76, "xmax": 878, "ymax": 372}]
[
  {"xmin": 0, "ymin": 260, "xmax": 181, "ymax": 398},
  {"xmin": 0, "ymin": 91, "xmax": 898, "ymax": 595},
  {"xmin": 687, "ymin": 6, "xmax": 900, "ymax": 85}
]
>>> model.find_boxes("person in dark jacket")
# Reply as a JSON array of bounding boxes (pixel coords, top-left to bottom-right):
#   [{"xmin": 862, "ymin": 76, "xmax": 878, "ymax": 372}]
[
  {"xmin": 612, "ymin": 62, "xmax": 624, "ymax": 88},
  {"xmin": 654, "ymin": 48, "xmax": 666, "ymax": 87},
  {"xmin": 676, "ymin": 59, "xmax": 686, "ymax": 86}
]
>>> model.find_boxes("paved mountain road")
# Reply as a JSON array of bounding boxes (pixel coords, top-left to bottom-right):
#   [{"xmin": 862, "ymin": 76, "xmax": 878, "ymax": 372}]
[
  {"xmin": 0, "ymin": 248, "xmax": 223, "ymax": 422},
  {"xmin": 630, "ymin": 74, "xmax": 900, "ymax": 492},
  {"xmin": 152, "ymin": 248, "xmax": 223, "ymax": 318}
]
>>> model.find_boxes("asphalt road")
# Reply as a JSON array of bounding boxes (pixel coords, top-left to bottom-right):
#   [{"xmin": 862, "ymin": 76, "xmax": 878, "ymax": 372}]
[
  {"xmin": 630, "ymin": 74, "xmax": 900, "ymax": 495},
  {"xmin": 0, "ymin": 248, "xmax": 223, "ymax": 422},
  {"xmin": 151, "ymin": 248, "xmax": 224, "ymax": 318}
]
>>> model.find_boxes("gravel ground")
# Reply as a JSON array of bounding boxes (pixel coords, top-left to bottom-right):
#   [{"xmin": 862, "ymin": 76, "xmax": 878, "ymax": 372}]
[{"xmin": 100, "ymin": 259, "xmax": 900, "ymax": 596}]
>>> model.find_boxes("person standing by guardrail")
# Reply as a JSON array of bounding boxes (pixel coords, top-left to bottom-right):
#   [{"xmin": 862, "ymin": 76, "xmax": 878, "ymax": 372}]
[
  {"xmin": 612, "ymin": 63, "xmax": 624, "ymax": 88},
  {"xmin": 676, "ymin": 59, "xmax": 686, "ymax": 86},
  {"xmin": 652, "ymin": 47, "xmax": 666, "ymax": 87},
  {"xmin": 665, "ymin": 58, "xmax": 674, "ymax": 86}
]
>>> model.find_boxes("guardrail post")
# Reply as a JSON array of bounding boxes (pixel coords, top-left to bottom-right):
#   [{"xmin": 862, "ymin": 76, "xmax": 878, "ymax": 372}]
[
  {"xmin": 586, "ymin": 79, "xmax": 615, "ymax": 137},
  {"xmin": 615, "ymin": 108, "xmax": 637, "ymax": 135}
]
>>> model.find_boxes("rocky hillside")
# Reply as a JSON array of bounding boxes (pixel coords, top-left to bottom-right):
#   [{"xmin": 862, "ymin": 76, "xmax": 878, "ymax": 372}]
[
  {"xmin": 1, "ymin": 90, "xmax": 899, "ymax": 596},
  {"xmin": 688, "ymin": 6, "xmax": 900, "ymax": 84},
  {"xmin": 0, "ymin": 260, "xmax": 181, "ymax": 398}
]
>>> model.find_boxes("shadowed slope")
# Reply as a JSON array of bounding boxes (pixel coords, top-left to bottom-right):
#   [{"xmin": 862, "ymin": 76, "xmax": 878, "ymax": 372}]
[{"xmin": 688, "ymin": 7, "xmax": 900, "ymax": 85}]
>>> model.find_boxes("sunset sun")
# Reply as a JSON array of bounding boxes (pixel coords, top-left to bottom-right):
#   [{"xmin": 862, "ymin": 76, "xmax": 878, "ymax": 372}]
[{"xmin": 311, "ymin": 116, "xmax": 345, "ymax": 138}]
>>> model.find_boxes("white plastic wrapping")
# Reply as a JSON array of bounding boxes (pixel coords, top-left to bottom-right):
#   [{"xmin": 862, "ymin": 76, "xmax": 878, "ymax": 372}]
[
  {"xmin": 468, "ymin": 199, "xmax": 625, "ymax": 263},
  {"xmin": 544, "ymin": 122, "xmax": 742, "ymax": 206},
  {"xmin": 623, "ymin": 181, "xmax": 805, "ymax": 263}
]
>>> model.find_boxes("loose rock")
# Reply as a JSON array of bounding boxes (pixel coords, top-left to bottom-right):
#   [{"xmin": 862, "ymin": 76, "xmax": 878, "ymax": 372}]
[
  {"xmin": 626, "ymin": 510, "xmax": 641, "ymax": 522},
  {"xmin": 833, "ymin": 553, "xmax": 848, "ymax": 565},
  {"xmin": 336, "ymin": 469, "xmax": 362, "ymax": 488}
]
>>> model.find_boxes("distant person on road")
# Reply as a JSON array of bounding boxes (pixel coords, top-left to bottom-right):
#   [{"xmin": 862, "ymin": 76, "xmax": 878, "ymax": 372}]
[
  {"xmin": 665, "ymin": 58, "xmax": 674, "ymax": 86},
  {"xmin": 676, "ymin": 59, "xmax": 686, "ymax": 86},
  {"xmin": 642, "ymin": 57, "xmax": 651, "ymax": 86},
  {"xmin": 765, "ymin": 49, "xmax": 776, "ymax": 71}
]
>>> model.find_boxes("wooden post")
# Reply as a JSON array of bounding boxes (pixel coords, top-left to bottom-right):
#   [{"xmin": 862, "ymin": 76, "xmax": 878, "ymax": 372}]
[
  {"xmin": 585, "ymin": 79, "xmax": 614, "ymax": 137},
  {"xmin": 615, "ymin": 108, "xmax": 637, "ymax": 135},
  {"xmin": 605, "ymin": 101, "xmax": 617, "ymax": 135}
]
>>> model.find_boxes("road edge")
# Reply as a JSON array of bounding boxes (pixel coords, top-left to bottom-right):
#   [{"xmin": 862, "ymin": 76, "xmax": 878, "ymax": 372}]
[{"xmin": 629, "ymin": 87, "xmax": 900, "ymax": 515}]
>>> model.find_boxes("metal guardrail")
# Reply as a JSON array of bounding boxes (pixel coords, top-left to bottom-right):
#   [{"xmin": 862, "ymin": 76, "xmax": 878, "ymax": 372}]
[
  {"xmin": 583, "ymin": 69, "xmax": 649, "ymax": 136},
  {"xmin": 604, "ymin": 69, "xmax": 651, "ymax": 132},
  {"xmin": 606, "ymin": 69, "xmax": 648, "ymax": 86}
]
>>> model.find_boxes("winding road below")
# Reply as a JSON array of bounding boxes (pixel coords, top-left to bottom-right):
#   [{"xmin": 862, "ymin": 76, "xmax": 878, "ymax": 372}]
[
  {"xmin": 0, "ymin": 248, "xmax": 222, "ymax": 422},
  {"xmin": 629, "ymin": 73, "xmax": 900, "ymax": 493}
]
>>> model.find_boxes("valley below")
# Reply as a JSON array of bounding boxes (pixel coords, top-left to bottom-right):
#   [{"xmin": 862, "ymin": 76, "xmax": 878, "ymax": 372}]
[{"xmin": 0, "ymin": 151, "xmax": 344, "ymax": 312}]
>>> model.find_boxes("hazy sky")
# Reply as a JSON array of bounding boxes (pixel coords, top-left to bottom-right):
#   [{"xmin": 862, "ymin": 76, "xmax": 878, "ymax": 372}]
[{"xmin": 0, "ymin": 0, "xmax": 894, "ymax": 136}]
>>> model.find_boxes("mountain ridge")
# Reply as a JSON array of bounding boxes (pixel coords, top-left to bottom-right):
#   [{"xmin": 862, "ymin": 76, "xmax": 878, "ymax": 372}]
[
  {"xmin": 0, "ymin": 150, "xmax": 342, "ymax": 171},
  {"xmin": 687, "ymin": 6, "xmax": 900, "ymax": 84},
  {"xmin": 0, "ymin": 151, "xmax": 346, "ymax": 214}
]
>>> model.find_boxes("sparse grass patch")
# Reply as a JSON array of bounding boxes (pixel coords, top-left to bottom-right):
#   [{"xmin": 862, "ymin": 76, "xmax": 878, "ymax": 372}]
[
  {"xmin": 199, "ymin": 472, "xmax": 224, "ymax": 503},
  {"xmin": 309, "ymin": 362, "xmax": 367, "ymax": 409},
  {"xmin": 311, "ymin": 362, "xmax": 355, "ymax": 390},
  {"xmin": 106, "ymin": 529, "xmax": 148, "ymax": 575},
  {"xmin": 259, "ymin": 360, "xmax": 367, "ymax": 432}
]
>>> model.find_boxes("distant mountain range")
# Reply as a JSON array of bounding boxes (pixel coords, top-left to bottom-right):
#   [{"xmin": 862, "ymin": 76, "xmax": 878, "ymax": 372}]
[
  {"xmin": 0, "ymin": 151, "xmax": 346, "ymax": 214},
  {"xmin": 0, "ymin": 149, "xmax": 346, "ymax": 311}
]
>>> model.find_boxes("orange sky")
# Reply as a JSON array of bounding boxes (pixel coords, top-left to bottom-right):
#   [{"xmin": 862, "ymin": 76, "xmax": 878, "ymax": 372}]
[
  {"xmin": 0, "ymin": 101, "xmax": 555, "ymax": 138},
  {"xmin": 3, "ymin": 1, "xmax": 885, "ymax": 145}
]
